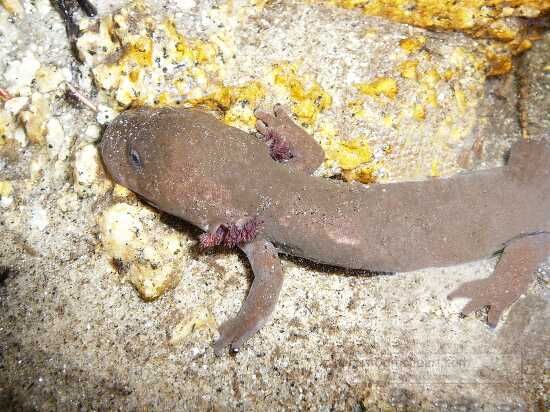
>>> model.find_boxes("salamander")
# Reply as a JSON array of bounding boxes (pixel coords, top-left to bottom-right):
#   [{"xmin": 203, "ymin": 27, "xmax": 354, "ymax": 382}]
[{"xmin": 99, "ymin": 105, "xmax": 550, "ymax": 354}]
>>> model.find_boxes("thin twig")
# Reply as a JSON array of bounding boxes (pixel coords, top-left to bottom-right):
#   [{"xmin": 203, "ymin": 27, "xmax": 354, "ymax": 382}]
[
  {"xmin": 0, "ymin": 87, "xmax": 12, "ymax": 101},
  {"xmin": 65, "ymin": 81, "xmax": 98, "ymax": 112}
]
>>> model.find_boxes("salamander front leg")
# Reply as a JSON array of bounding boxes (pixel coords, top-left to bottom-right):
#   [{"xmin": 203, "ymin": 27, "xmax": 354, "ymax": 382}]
[
  {"xmin": 214, "ymin": 238, "xmax": 284, "ymax": 355},
  {"xmin": 448, "ymin": 233, "xmax": 550, "ymax": 326},
  {"xmin": 255, "ymin": 104, "xmax": 325, "ymax": 174}
]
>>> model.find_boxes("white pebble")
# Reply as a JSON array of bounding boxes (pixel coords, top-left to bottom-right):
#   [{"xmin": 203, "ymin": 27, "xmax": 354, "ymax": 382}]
[
  {"xmin": 46, "ymin": 118, "xmax": 65, "ymax": 156},
  {"xmin": 73, "ymin": 144, "xmax": 100, "ymax": 192},
  {"xmin": 96, "ymin": 105, "xmax": 118, "ymax": 125},
  {"xmin": 5, "ymin": 52, "xmax": 41, "ymax": 95},
  {"xmin": 84, "ymin": 124, "xmax": 101, "ymax": 142},
  {"xmin": 4, "ymin": 96, "xmax": 29, "ymax": 116},
  {"xmin": 29, "ymin": 206, "xmax": 48, "ymax": 230}
]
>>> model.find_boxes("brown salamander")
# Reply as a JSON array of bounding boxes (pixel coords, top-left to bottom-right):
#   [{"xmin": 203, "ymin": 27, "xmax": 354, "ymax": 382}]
[{"xmin": 100, "ymin": 105, "xmax": 550, "ymax": 354}]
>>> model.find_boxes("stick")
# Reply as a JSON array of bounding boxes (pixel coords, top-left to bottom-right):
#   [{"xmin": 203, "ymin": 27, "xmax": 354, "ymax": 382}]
[
  {"xmin": 0, "ymin": 88, "xmax": 12, "ymax": 101},
  {"xmin": 65, "ymin": 81, "xmax": 98, "ymax": 112}
]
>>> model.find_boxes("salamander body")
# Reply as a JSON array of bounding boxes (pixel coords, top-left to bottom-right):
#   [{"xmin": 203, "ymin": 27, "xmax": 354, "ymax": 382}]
[{"xmin": 100, "ymin": 106, "xmax": 550, "ymax": 353}]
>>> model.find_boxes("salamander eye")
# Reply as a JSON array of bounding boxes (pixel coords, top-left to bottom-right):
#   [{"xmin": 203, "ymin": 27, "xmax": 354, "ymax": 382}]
[{"xmin": 129, "ymin": 148, "xmax": 142, "ymax": 170}]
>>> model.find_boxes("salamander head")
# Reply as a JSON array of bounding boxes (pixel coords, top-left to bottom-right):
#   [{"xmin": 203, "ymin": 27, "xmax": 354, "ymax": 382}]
[
  {"xmin": 99, "ymin": 108, "xmax": 166, "ymax": 201},
  {"xmin": 100, "ymin": 107, "xmax": 273, "ymax": 226}
]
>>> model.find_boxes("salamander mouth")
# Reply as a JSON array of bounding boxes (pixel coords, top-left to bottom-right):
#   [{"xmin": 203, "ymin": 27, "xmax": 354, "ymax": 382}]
[
  {"xmin": 98, "ymin": 134, "xmax": 129, "ymax": 188},
  {"xmin": 98, "ymin": 136, "xmax": 113, "ymax": 172},
  {"xmin": 97, "ymin": 138, "xmax": 110, "ymax": 173}
]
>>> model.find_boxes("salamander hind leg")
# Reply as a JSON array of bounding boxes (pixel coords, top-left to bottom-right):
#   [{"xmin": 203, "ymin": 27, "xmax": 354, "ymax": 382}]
[
  {"xmin": 255, "ymin": 104, "xmax": 325, "ymax": 174},
  {"xmin": 213, "ymin": 238, "xmax": 284, "ymax": 355},
  {"xmin": 448, "ymin": 233, "xmax": 550, "ymax": 326}
]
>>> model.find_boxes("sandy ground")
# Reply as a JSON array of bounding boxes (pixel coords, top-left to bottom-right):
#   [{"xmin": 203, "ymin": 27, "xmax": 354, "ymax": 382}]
[{"xmin": 0, "ymin": 1, "xmax": 548, "ymax": 410}]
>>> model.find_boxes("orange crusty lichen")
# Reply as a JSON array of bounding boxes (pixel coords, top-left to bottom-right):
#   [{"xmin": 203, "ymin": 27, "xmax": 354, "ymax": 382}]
[
  {"xmin": 327, "ymin": 0, "xmax": 549, "ymax": 74},
  {"xmin": 329, "ymin": 0, "xmax": 548, "ymax": 40},
  {"xmin": 485, "ymin": 48, "xmax": 514, "ymax": 75}
]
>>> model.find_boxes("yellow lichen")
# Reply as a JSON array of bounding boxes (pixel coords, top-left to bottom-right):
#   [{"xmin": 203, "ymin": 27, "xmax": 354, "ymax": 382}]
[
  {"xmin": 346, "ymin": 98, "xmax": 366, "ymax": 118},
  {"xmin": 412, "ymin": 103, "xmax": 426, "ymax": 121},
  {"xmin": 443, "ymin": 69, "xmax": 454, "ymax": 80},
  {"xmin": 414, "ymin": 66, "xmax": 443, "ymax": 108},
  {"xmin": 342, "ymin": 28, "xmax": 486, "ymax": 180},
  {"xmin": 355, "ymin": 77, "xmax": 398, "ymax": 99},
  {"xmin": 223, "ymin": 81, "xmax": 267, "ymax": 128},
  {"xmin": 399, "ymin": 36, "xmax": 426, "ymax": 54},
  {"xmin": 187, "ymin": 84, "xmax": 232, "ymax": 111},
  {"xmin": 1, "ymin": 0, "xmax": 23, "ymax": 15},
  {"xmin": 424, "ymin": 88, "xmax": 439, "ymax": 107},
  {"xmin": 271, "ymin": 62, "xmax": 332, "ymax": 126},
  {"xmin": 319, "ymin": 129, "xmax": 380, "ymax": 183},
  {"xmin": 187, "ymin": 80, "xmax": 266, "ymax": 128},
  {"xmin": 112, "ymin": 184, "xmax": 133, "ymax": 198},
  {"xmin": 431, "ymin": 160, "xmax": 441, "ymax": 177},
  {"xmin": 453, "ymin": 84, "xmax": 467, "ymax": 113},
  {"xmin": 126, "ymin": 37, "xmax": 154, "ymax": 66},
  {"xmin": 422, "ymin": 68, "xmax": 441, "ymax": 87},
  {"xmin": 0, "ymin": 180, "xmax": 13, "ymax": 198},
  {"xmin": 0, "ymin": 179, "xmax": 14, "ymax": 207},
  {"xmin": 322, "ymin": 136, "xmax": 374, "ymax": 170},
  {"xmin": 195, "ymin": 41, "xmax": 218, "ymax": 63},
  {"xmin": 399, "ymin": 60, "xmax": 419, "ymax": 80},
  {"xmin": 516, "ymin": 38, "xmax": 534, "ymax": 53},
  {"xmin": 317, "ymin": 121, "xmax": 338, "ymax": 140}
]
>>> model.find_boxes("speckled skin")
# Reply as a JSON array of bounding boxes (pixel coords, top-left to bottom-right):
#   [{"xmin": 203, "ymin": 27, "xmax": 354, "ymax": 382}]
[{"xmin": 100, "ymin": 106, "xmax": 550, "ymax": 353}]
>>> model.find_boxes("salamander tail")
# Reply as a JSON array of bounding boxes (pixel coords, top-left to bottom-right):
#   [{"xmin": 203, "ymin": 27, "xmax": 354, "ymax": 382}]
[{"xmin": 507, "ymin": 139, "xmax": 550, "ymax": 181}]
